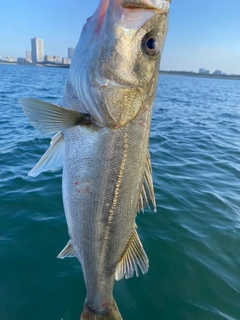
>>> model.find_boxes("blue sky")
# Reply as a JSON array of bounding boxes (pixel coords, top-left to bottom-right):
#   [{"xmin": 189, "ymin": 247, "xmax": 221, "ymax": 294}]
[{"xmin": 1, "ymin": 0, "xmax": 240, "ymax": 74}]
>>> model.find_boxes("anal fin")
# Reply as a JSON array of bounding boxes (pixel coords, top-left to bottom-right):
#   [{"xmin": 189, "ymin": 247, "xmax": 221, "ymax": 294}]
[
  {"xmin": 115, "ymin": 229, "xmax": 149, "ymax": 281},
  {"xmin": 57, "ymin": 240, "xmax": 76, "ymax": 259}
]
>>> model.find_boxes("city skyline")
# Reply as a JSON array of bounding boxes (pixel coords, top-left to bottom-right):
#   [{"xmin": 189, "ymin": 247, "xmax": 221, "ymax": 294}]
[
  {"xmin": 0, "ymin": 0, "xmax": 240, "ymax": 74},
  {"xmin": 0, "ymin": 35, "xmax": 73, "ymax": 65},
  {"xmin": 0, "ymin": 34, "xmax": 233, "ymax": 75}
]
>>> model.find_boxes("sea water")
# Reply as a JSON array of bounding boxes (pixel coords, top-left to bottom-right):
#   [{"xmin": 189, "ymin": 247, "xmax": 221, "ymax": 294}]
[{"xmin": 1, "ymin": 64, "xmax": 240, "ymax": 320}]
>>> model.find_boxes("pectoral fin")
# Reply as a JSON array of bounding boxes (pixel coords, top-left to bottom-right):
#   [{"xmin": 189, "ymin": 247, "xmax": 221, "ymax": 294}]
[
  {"xmin": 138, "ymin": 151, "xmax": 156, "ymax": 213},
  {"xmin": 115, "ymin": 229, "xmax": 149, "ymax": 281},
  {"xmin": 20, "ymin": 98, "xmax": 90, "ymax": 135},
  {"xmin": 29, "ymin": 132, "xmax": 64, "ymax": 177}
]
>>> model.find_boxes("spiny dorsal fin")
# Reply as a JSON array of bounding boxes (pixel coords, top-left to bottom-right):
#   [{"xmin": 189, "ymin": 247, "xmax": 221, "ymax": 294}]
[
  {"xmin": 29, "ymin": 131, "xmax": 64, "ymax": 177},
  {"xmin": 57, "ymin": 240, "xmax": 76, "ymax": 259},
  {"xmin": 138, "ymin": 151, "xmax": 156, "ymax": 213},
  {"xmin": 20, "ymin": 98, "xmax": 90, "ymax": 135},
  {"xmin": 115, "ymin": 229, "xmax": 149, "ymax": 281}
]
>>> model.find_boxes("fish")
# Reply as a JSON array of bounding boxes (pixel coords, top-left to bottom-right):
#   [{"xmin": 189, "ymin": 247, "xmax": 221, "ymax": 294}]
[{"xmin": 20, "ymin": 0, "xmax": 170, "ymax": 319}]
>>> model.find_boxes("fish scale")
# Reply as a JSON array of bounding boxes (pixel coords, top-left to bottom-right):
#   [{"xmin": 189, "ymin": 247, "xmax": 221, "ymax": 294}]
[{"xmin": 63, "ymin": 114, "xmax": 150, "ymax": 309}]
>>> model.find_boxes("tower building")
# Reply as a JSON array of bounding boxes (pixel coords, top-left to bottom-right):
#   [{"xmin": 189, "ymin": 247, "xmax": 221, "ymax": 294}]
[
  {"xmin": 68, "ymin": 47, "xmax": 74, "ymax": 60},
  {"xmin": 31, "ymin": 37, "xmax": 44, "ymax": 63},
  {"xmin": 25, "ymin": 50, "xmax": 31, "ymax": 62}
]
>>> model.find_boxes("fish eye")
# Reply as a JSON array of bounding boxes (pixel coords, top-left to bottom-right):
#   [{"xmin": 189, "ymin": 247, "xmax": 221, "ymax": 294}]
[{"xmin": 142, "ymin": 33, "xmax": 160, "ymax": 57}]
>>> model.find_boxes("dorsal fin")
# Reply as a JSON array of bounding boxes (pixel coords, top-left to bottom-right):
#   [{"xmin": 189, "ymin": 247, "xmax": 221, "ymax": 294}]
[
  {"xmin": 115, "ymin": 228, "xmax": 149, "ymax": 281},
  {"xmin": 138, "ymin": 151, "xmax": 156, "ymax": 213}
]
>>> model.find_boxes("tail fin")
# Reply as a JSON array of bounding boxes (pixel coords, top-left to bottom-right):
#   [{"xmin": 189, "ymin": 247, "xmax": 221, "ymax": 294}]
[{"xmin": 81, "ymin": 300, "xmax": 122, "ymax": 320}]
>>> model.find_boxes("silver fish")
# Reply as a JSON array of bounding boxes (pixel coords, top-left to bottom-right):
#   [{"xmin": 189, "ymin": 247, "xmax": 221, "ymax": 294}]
[{"xmin": 20, "ymin": 0, "xmax": 170, "ymax": 319}]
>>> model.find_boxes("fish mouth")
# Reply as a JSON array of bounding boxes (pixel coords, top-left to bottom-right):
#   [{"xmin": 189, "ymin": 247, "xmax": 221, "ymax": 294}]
[
  {"xmin": 96, "ymin": 71, "xmax": 133, "ymax": 89},
  {"xmin": 121, "ymin": 0, "xmax": 171, "ymax": 12}
]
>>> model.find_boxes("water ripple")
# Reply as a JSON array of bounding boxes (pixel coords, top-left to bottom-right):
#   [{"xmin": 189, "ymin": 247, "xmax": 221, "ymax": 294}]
[{"xmin": 1, "ymin": 67, "xmax": 240, "ymax": 319}]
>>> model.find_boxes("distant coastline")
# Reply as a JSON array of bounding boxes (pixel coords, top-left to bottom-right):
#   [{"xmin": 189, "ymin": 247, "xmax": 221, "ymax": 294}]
[
  {"xmin": 0, "ymin": 61, "xmax": 70, "ymax": 69},
  {"xmin": 1, "ymin": 61, "xmax": 240, "ymax": 80},
  {"xmin": 159, "ymin": 70, "xmax": 240, "ymax": 81}
]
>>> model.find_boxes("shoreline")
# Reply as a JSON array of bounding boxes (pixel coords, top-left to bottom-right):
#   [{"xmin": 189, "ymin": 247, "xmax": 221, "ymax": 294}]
[
  {"xmin": 159, "ymin": 71, "xmax": 240, "ymax": 81},
  {"xmin": 0, "ymin": 61, "xmax": 70, "ymax": 68},
  {"xmin": 1, "ymin": 61, "xmax": 240, "ymax": 80}
]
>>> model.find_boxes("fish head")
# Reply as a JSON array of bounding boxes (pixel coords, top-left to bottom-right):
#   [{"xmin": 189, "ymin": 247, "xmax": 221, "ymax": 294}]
[{"xmin": 68, "ymin": 0, "xmax": 170, "ymax": 128}]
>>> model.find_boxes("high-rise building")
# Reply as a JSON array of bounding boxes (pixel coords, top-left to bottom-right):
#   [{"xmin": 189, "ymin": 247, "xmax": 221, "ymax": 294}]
[
  {"xmin": 26, "ymin": 50, "xmax": 31, "ymax": 62},
  {"xmin": 212, "ymin": 70, "xmax": 222, "ymax": 75},
  {"xmin": 199, "ymin": 68, "xmax": 210, "ymax": 74},
  {"xmin": 44, "ymin": 55, "xmax": 54, "ymax": 63},
  {"xmin": 68, "ymin": 47, "xmax": 74, "ymax": 60},
  {"xmin": 31, "ymin": 37, "xmax": 44, "ymax": 63},
  {"xmin": 62, "ymin": 57, "xmax": 71, "ymax": 65}
]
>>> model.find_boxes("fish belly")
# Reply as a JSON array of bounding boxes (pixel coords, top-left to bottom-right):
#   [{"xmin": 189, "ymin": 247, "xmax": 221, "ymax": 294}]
[{"xmin": 62, "ymin": 111, "xmax": 151, "ymax": 312}]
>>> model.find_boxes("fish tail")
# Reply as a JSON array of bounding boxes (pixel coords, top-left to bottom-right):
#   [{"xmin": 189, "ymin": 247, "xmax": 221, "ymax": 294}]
[{"xmin": 81, "ymin": 300, "xmax": 122, "ymax": 320}]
